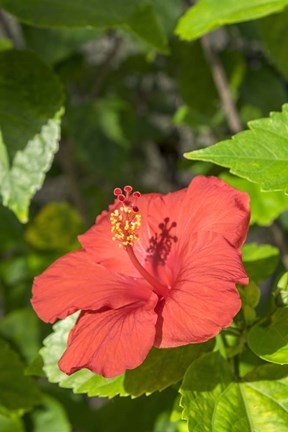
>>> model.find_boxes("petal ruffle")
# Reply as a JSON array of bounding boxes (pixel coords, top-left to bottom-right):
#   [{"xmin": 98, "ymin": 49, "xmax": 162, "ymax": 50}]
[
  {"xmin": 59, "ymin": 293, "xmax": 158, "ymax": 378},
  {"xmin": 31, "ymin": 250, "xmax": 153, "ymax": 323},
  {"xmin": 178, "ymin": 176, "xmax": 250, "ymax": 248},
  {"xmin": 155, "ymin": 231, "xmax": 247, "ymax": 348}
]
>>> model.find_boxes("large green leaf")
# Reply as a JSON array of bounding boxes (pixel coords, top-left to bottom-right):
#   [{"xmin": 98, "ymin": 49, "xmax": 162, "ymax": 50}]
[
  {"xmin": 248, "ymin": 307, "xmax": 288, "ymax": 364},
  {"xmin": 0, "ymin": 0, "xmax": 167, "ymax": 52},
  {"xmin": 242, "ymin": 243, "xmax": 279, "ymax": 282},
  {"xmin": 221, "ymin": 174, "xmax": 288, "ymax": 225},
  {"xmin": 0, "ymin": 338, "xmax": 41, "ymax": 412},
  {"xmin": 176, "ymin": 0, "xmax": 288, "ymax": 41},
  {"xmin": 180, "ymin": 352, "xmax": 233, "ymax": 432},
  {"xmin": 41, "ymin": 313, "xmax": 213, "ymax": 398},
  {"xmin": 185, "ymin": 104, "xmax": 288, "ymax": 193},
  {"xmin": 0, "ymin": 111, "xmax": 62, "ymax": 222},
  {"xmin": 180, "ymin": 352, "xmax": 288, "ymax": 431},
  {"xmin": 0, "ymin": 50, "xmax": 63, "ymax": 160},
  {"xmin": 0, "ymin": 49, "xmax": 64, "ymax": 222}
]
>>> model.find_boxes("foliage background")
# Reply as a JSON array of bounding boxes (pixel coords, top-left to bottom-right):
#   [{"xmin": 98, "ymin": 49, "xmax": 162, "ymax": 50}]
[{"xmin": 0, "ymin": 0, "xmax": 288, "ymax": 431}]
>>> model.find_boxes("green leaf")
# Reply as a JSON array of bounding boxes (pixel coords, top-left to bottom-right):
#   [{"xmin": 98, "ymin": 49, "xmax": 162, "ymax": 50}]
[
  {"xmin": 180, "ymin": 352, "xmax": 288, "ymax": 431},
  {"xmin": 239, "ymin": 66, "xmax": 287, "ymax": 123},
  {"xmin": 31, "ymin": 395, "xmax": 71, "ymax": 432},
  {"xmin": 184, "ymin": 104, "xmax": 288, "ymax": 193},
  {"xmin": 0, "ymin": 110, "xmax": 62, "ymax": 222},
  {"xmin": 180, "ymin": 352, "xmax": 233, "ymax": 432},
  {"xmin": 23, "ymin": 26, "xmax": 103, "ymax": 64},
  {"xmin": 176, "ymin": 0, "xmax": 288, "ymax": 41},
  {"xmin": 95, "ymin": 389, "xmax": 176, "ymax": 432},
  {"xmin": 171, "ymin": 40, "xmax": 218, "ymax": 121},
  {"xmin": 258, "ymin": 9, "xmax": 288, "ymax": 79},
  {"xmin": 26, "ymin": 355, "xmax": 45, "ymax": 377},
  {"xmin": 0, "ymin": 411, "xmax": 24, "ymax": 432},
  {"xmin": 221, "ymin": 174, "xmax": 288, "ymax": 225},
  {"xmin": 0, "ymin": 309, "xmax": 40, "ymax": 362},
  {"xmin": 123, "ymin": 340, "xmax": 214, "ymax": 397},
  {"xmin": 248, "ymin": 307, "xmax": 288, "ymax": 364},
  {"xmin": 215, "ymin": 364, "xmax": 288, "ymax": 431},
  {"xmin": 25, "ymin": 203, "xmax": 83, "ymax": 251},
  {"xmin": 242, "ymin": 282, "xmax": 261, "ymax": 308},
  {"xmin": 0, "ymin": 0, "xmax": 167, "ymax": 52},
  {"xmin": 275, "ymin": 272, "xmax": 288, "ymax": 306},
  {"xmin": 41, "ymin": 313, "xmax": 213, "ymax": 398},
  {"xmin": 0, "ymin": 37, "xmax": 12, "ymax": 52},
  {"xmin": 0, "ymin": 50, "xmax": 63, "ymax": 160},
  {"xmin": 242, "ymin": 243, "xmax": 280, "ymax": 282},
  {"xmin": 0, "ymin": 337, "xmax": 41, "ymax": 412}
]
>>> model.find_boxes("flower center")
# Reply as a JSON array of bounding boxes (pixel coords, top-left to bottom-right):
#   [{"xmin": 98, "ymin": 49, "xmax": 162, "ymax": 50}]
[
  {"xmin": 110, "ymin": 186, "xmax": 169, "ymax": 298},
  {"xmin": 110, "ymin": 185, "xmax": 141, "ymax": 247}
]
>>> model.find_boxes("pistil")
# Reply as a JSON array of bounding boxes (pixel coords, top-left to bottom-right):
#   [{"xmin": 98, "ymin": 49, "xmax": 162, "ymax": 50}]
[
  {"xmin": 126, "ymin": 245, "xmax": 169, "ymax": 298},
  {"xmin": 110, "ymin": 185, "xmax": 169, "ymax": 298}
]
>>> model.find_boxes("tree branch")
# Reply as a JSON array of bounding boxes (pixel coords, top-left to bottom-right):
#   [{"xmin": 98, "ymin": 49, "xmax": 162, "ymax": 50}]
[
  {"xmin": 0, "ymin": 9, "xmax": 24, "ymax": 48},
  {"xmin": 90, "ymin": 34, "xmax": 122, "ymax": 99},
  {"xmin": 201, "ymin": 34, "xmax": 242, "ymax": 134}
]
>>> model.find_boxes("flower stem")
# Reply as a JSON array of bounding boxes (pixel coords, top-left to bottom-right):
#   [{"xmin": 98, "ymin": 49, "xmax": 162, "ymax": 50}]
[{"xmin": 125, "ymin": 245, "xmax": 169, "ymax": 298}]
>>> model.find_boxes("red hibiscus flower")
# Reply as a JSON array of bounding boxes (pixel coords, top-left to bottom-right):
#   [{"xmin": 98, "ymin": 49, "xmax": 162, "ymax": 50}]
[{"xmin": 31, "ymin": 176, "xmax": 250, "ymax": 378}]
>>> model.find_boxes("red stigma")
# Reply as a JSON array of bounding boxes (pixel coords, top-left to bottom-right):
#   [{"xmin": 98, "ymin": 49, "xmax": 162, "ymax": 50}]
[
  {"xmin": 114, "ymin": 185, "xmax": 141, "ymax": 209},
  {"xmin": 124, "ymin": 185, "xmax": 132, "ymax": 193},
  {"xmin": 114, "ymin": 188, "xmax": 122, "ymax": 196}
]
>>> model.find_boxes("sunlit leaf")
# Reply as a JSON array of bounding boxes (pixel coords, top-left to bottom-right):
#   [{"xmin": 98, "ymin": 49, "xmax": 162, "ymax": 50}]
[
  {"xmin": 0, "ymin": 111, "xmax": 62, "ymax": 222},
  {"xmin": 248, "ymin": 307, "xmax": 288, "ymax": 364},
  {"xmin": 180, "ymin": 352, "xmax": 288, "ymax": 431},
  {"xmin": 0, "ymin": 49, "xmax": 64, "ymax": 222},
  {"xmin": 242, "ymin": 243, "xmax": 279, "ymax": 282},
  {"xmin": 275, "ymin": 272, "xmax": 288, "ymax": 306},
  {"xmin": 185, "ymin": 104, "xmax": 288, "ymax": 193},
  {"xmin": 176, "ymin": 0, "xmax": 288, "ymax": 41},
  {"xmin": 180, "ymin": 352, "xmax": 233, "ymax": 432},
  {"xmin": 221, "ymin": 174, "xmax": 288, "ymax": 225}
]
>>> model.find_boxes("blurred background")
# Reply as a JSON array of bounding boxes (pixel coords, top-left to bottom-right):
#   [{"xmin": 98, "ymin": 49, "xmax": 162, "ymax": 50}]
[{"xmin": 0, "ymin": 1, "xmax": 288, "ymax": 430}]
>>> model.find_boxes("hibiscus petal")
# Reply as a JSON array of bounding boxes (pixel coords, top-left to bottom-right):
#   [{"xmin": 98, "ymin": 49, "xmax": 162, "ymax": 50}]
[
  {"xmin": 179, "ymin": 176, "xmax": 250, "ymax": 248},
  {"xmin": 155, "ymin": 231, "xmax": 247, "ymax": 348},
  {"xmin": 31, "ymin": 250, "xmax": 153, "ymax": 324},
  {"xmin": 59, "ymin": 293, "xmax": 158, "ymax": 378}
]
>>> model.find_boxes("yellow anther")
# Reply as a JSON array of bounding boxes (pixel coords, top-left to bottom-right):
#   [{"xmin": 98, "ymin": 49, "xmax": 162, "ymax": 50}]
[{"xmin": 110, "ymin": 205, "xmax": 141, "ymax": 247}]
